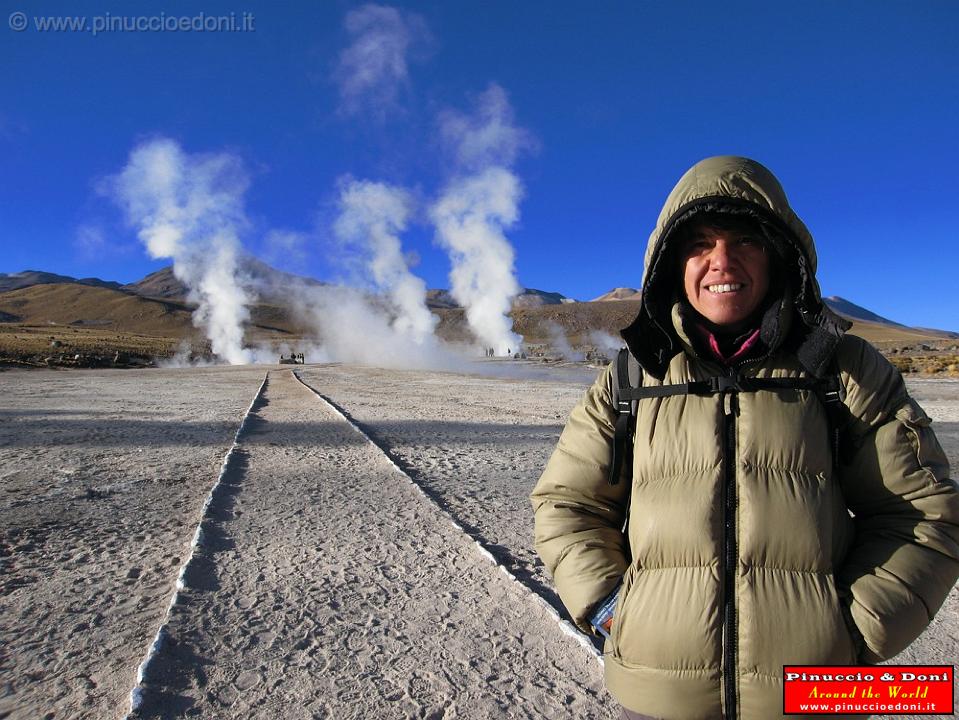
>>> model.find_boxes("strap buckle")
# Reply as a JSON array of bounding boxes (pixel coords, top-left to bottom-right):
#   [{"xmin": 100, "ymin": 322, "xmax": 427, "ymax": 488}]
[
  {"xmin": 822, "ymin": 388, "xmax": 843, "ymax": 404},
  {"xmin": 820, "ymin": 376, "xmax": 846, "ymax": 404},
  {"xmin": 708, "ymin": 375, "xmax": 741, "ymax": 393}
]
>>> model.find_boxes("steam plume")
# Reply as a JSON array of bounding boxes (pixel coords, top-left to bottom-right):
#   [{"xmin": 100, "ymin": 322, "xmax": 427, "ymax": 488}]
[
  {"xmin": 431, "ymin": 168, "xmax": 523, "ymax": 355},
  {"xmin": 105, "ymin": 138, "xmax": 253, "ymax": 364},
  {"xmin": 333, "ymin": 4, "xmax": 430, "ymax": 119},
  {"xmin": 431, "ymin": 84, "xmax": 532, "ymax": 355},
  {"xmin": 334, "ymin": 179, "xmax": 437, "ymax": 344},
  {"xmin": 544, "ymin": 321, "xmax": 583, "ymax": 361}
]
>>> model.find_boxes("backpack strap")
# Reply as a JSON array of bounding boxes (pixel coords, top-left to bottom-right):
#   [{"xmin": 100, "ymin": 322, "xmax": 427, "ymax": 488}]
[
  {"xmin": 608, "ymin": 348, "xmax": 642, "ymax": 485},
  {"xmin": 607, "ymin": 364, "xmax": 847, "ymax": 483},
  {"xmin": 814, "ymin": 367, "xmax": 847, "ymax": 470}
]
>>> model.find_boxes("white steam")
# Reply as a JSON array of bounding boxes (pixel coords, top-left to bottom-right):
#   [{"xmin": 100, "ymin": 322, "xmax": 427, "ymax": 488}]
[
  {"xmin": 588, "ymin": 330, "xmax": 622, "ymax": 357},
  {"xmin": 431, "ymin": 168, "xmax": 523, "ymax": 355},
  {"xmin": 334, "ymin": 179, "xmax": 437, "ymax": 344},
  {"xmin": 544, "ymin": 321, "xmax": 583, "ymax": 362},
  {"xmin": 333, "ymin": 4, "xmax": 430, "ymax": 118},
  {"xmin": 431, "ymin": 84, "xmax": 531, "ymax": 355},
  {"xmin": 437, "ymin": 84, "xmax": 535, "ymax": 171},
  {"xmin": 282, "ymin": 283, "xmax": 462, "ymax": 370},
  {"xmin": 106, "ymin": 139, "xmax": 254, "ymax": 365}
]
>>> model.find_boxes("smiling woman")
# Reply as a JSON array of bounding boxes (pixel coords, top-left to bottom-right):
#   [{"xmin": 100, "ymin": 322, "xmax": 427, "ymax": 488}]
[
  {"xmin": 531, "ymin": 155, "xmax": 959, "ymax": 720},
  {"xmin": 679, "ymin": 215, "xmax": 770, "ymax": 333}
]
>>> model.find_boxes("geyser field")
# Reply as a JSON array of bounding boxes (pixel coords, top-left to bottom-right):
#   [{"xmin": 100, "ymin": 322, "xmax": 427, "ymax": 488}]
[{"xmin": 1, "ymin": 364, "xmax": 957, "ymax": 720}]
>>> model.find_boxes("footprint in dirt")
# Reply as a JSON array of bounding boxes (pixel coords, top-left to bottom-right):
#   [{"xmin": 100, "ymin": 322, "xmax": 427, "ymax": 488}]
[{"xmin": 408, "ymin": 672, "xmax": 443, "ymax": 711}]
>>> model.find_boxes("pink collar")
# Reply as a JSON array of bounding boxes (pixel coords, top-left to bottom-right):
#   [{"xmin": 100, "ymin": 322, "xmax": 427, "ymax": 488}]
[{"xmin": 695, "ymin": 325, "xmax": 762, "ymax": 365}]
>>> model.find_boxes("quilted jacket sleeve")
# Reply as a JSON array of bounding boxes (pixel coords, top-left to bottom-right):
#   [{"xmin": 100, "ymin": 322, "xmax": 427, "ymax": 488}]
[
  {"xmin": 835, "ymin": 335, "xmax": 959, "ymax": 662},
  {"xmin": 530, "ymin": 362, "xmax": 631, "ymax": 632}
]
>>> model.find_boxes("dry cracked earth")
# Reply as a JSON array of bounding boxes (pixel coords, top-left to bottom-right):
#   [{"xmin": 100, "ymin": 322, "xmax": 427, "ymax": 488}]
[{"xmin": 1, "ymin": 364, "xmax": 957, "ymax": 719}]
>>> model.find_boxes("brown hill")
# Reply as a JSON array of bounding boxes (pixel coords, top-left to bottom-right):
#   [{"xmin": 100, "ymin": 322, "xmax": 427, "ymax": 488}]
[
  {"xmin": 0, "ymin": 270, "xmax": 122, "ymax": 293},
  {"xmin": 841, "ymin": 318, "xmax": 958, "ymax": 347},
  {"xmin": 591, "ymin": 287, "xmax": 641, "ymax": 302},
  {"xmin": 512, "ymin": 300, "xmax": 641, "ymax": 342},
  {"xmin": 0, "ymin": 283, "xmax": 309, "ymax": 340},
  {"xmin": 512, "ymin": 288, "xmax": 574, "ymax": 308},
  {"xmin": 823, "ymin": 296, "xmax": 901, "ymax": 326},
  {"xmin": 123, "ymin": 262, "xmax": 328, "ymax": 304},
  {"xmin": 425, "ymin": 289, "xmax": 459, "ymax": 310},
  {"xmin": 0, "ymin": 284, "xmax": 196, "ymax": 336},
  {"xmin": 123, "ymin": 267, "xmax": 187, "ymax": 300}
]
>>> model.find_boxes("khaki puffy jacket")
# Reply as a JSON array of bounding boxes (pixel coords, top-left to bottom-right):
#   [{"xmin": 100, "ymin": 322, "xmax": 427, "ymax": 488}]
[{"xmin": 530, "ymin": 157, "xmax": 959, "ymax": 720}]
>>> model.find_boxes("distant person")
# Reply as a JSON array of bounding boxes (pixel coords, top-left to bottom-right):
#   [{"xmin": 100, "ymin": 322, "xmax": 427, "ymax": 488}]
[{"xmin": 531, "ymin": 156, "xmax": 959, "ymax": 719}]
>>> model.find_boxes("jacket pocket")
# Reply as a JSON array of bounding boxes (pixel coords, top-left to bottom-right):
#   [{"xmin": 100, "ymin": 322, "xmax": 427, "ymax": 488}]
[
  {"xmin": 608, "ymin": 564, "xmax": 636, "ymax": 658},
  {"xmin": 830, "ymin": 575, "xmax": 865, "ymax": 662}
]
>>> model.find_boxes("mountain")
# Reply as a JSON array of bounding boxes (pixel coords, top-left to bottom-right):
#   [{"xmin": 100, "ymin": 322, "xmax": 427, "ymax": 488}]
[
  {"xmin": 0, "ymin": 283, "xmax": 196, "ymax": 336},
  {"xmin": 822, "ymin": 296, "xmax": 902, "ymax": 326},
  {"xmin": 0, "ymin": 270, "xmax": 122, "ymax": 294},
  {"xmin": 426, "ymin": 288, "xmax": 576, "ymax": 310},
  {"xmin": 512, "ymin": 288, "xmax": 576, "ymax": 309},
  {"xmin": 591, "ymin": 287, "xmax": 641, "ymax": 302},
  {"xmin": 123, "ymin": 260, "xmax": 327, "ymax": 303},
  {"xmin": 425, "ymin": 289, "xmax": 458, "ymax": 309},
  {"xmin": 122, "ymin": 267, "xmax": 186, "ymax": 300}
]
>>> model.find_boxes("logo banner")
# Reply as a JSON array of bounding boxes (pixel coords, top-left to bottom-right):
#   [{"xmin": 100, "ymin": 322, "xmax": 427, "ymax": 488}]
[{"xmin": 783, "ymin": 665, "xmax": 954, "ymax": 715}]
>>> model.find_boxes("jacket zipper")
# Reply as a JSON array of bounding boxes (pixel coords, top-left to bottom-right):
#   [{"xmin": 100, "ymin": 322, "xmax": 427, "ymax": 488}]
[
  {"xmin": 719, "ymin": 357, "xmax": 763, "ymax": 719},
  {"xmin": 721, "ymin": 385, "xmax": 739, "ymax": 719}
]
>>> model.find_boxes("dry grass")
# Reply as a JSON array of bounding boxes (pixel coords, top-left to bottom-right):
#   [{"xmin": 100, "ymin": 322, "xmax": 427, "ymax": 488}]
[
  {"xmin": 0, "ymin": 324, "xmax": 196, "ymax": 367},
  {"xmin": 889, "ymin": 354, "xmax": 959, "ymax": 377}
]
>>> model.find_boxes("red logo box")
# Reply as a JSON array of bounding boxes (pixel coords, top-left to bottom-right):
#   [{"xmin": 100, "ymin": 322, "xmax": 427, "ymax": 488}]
[{"xmin": 783, "ymin": 665, "xmax": 954, "ymax": 715}]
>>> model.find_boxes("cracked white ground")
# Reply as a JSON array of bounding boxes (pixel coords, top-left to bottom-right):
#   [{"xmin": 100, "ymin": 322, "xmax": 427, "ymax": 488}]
[{"xmin": 1, "ymin": 365, "xmax": 956, "ymax": 719}]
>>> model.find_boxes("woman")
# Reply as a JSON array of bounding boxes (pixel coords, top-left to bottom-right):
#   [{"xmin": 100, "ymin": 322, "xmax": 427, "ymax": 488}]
[{"xmin": 530, "ymin": 156, "xmax": 959, "ymax": 720}]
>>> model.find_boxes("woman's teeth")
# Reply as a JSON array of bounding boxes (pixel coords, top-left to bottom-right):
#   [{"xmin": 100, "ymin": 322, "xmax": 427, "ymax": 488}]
[{"xmin": 706, "ymin": 283, "xmax": 744, "ymax": 294}]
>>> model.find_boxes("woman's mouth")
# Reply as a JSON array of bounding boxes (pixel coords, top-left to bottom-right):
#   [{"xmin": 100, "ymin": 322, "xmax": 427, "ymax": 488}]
[{"xmin": 705, "ymin": 283, "xmax": 745, "ymax": 294}]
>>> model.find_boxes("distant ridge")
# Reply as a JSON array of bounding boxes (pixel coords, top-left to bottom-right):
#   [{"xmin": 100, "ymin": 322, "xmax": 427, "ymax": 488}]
[
  {"xmin": 0, "ymin": 270, "xmax": 122, "ymax": 294},
  {"xmin": 425, "ymin": 289, "xmax": 458, "ymax": 310},
  {"xmin": 592, "ymin": 287, "xmax": 641, "ymax": 302},
  {"xmin": 2, "ymin": 265, "xmax": 955, "ymax": 342},
  {"xmin": 426, "ymin": 288, "xmax": 576, "ymax": 310},
  {"xmin": 123, "ymin": 261, "xmax": 328, "ymax": 303},
  {"xmin": 512, "ymin": 288, "xmax": 575, "ymax": 309},
  {"xmin": 822, "ymin": 296, "xmax": 902, "ymax": 327},
  {"xmin": 123, "ymin": 267, "xmax": 186, "ymax": 300}
]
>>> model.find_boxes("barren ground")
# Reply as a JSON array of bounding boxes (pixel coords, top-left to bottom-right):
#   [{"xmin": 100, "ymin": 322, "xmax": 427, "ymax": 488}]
[{"xmin": 1, "ymin": 364, "xmax": 956, "ymax": 719}]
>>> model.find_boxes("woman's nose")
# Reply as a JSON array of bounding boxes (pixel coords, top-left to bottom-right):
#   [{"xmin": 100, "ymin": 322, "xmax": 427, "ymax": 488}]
[{"xmin": 707, "ymin": 240, "xmax": 734, "ymax": 270}]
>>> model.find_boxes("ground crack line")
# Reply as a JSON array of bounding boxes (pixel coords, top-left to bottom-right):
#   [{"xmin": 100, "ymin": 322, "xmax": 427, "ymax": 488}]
[
  {"xmin": 291, "ymin": 370, "xmax": 601, "ymax": 662},
  {"xmin": 122, "ymin": 371, "xmax": 269, "ymax": 718}
]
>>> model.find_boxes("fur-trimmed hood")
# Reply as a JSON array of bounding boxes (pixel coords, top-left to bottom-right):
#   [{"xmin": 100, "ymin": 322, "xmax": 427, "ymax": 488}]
[{"xmin": 621, "ymin": 156, "xmax": 850, "ymax": 379}]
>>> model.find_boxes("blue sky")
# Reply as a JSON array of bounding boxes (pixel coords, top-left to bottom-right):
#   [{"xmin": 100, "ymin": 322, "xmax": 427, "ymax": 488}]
[{"xmin": 2, "ymin": 0, "xmax": 957, "ymax": 330}]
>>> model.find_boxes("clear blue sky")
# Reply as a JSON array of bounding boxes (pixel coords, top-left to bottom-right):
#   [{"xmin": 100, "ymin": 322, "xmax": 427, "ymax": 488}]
[{"xmin": 3, "ymin": 0, "xmax": 957, "ymax": 330}]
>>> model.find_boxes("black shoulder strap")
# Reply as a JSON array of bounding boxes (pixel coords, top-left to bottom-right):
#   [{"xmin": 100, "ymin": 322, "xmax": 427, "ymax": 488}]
[
  {"xmin": 607, "ymin": 359, "xmax": 847, "ymax": 483},
  {"xmin": 608, "ymin": 348, "xmax": 642, "ymax": 485},
  {"xmin": 815, "ymin": 363, "xmax": 847, "ymax": 470}
]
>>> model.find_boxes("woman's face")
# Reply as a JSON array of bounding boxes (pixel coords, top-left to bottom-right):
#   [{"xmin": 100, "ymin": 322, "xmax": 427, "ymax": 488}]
[{"xmin": 680, "ymin": 220, "xmax": 770, "ymax": 332}]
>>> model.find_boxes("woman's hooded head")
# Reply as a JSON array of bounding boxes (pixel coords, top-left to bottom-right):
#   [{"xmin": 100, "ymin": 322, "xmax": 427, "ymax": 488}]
[{"xmin": 621, "ymin": 156, "xmax": 850, "ymax": 378}]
